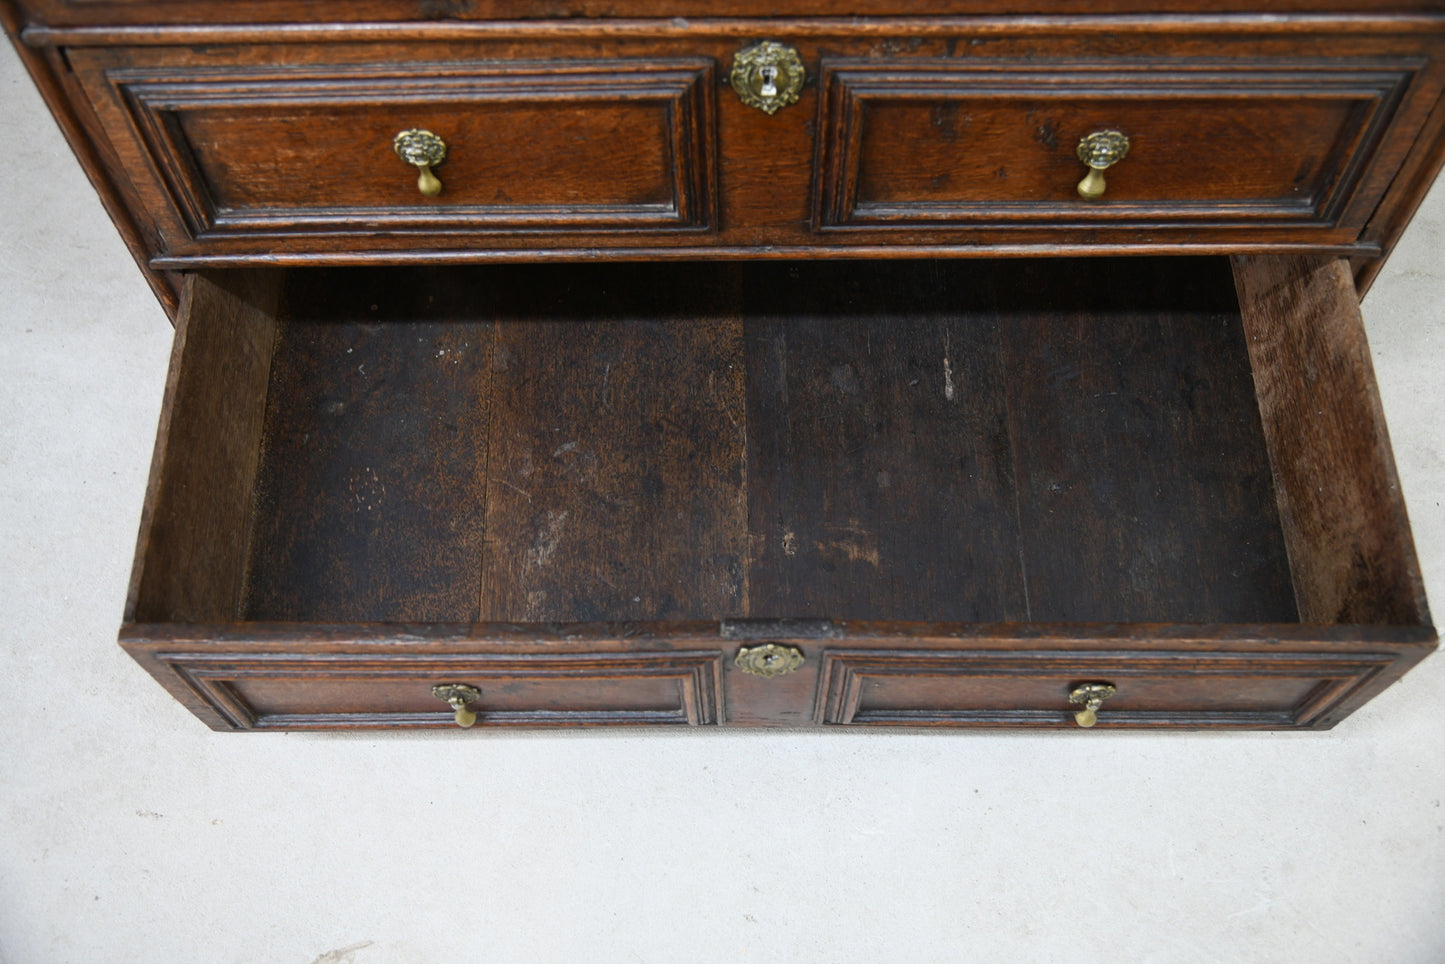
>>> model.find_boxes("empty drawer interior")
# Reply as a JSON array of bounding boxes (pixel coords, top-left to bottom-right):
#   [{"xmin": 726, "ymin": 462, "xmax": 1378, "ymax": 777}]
[{"xmin": 125, "ymin": 256, "xmax": 1427, "ymax": 634}]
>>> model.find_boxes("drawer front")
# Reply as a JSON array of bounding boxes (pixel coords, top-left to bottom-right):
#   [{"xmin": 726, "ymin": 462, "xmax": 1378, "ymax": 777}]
[
  {"xmin": 78, "ymin": 57, "xmax": 717, "ymax": 244},
  {"xmin": 816, "ymin": 650, "xmax": 1399, "ymax": 728},
  {"xmin": 54, "ymin": 29, "xmax": 1445, "ymax": 266},
  {"xmin": 158, "ymin": 652, "xmax": 726, "ymax": 729},
  {"xmin": 816, "ymin": 61, "xmax": 1418, "ymax": 232}
]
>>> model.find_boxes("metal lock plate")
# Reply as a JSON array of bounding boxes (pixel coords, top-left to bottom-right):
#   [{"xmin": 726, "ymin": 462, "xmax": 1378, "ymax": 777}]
[{"xmin": 731, "ymin": 42, "xmax": 806, "ymax": 115}]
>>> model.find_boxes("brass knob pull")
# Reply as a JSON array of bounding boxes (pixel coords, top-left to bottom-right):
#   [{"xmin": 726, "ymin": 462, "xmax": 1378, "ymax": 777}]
[
  {"xmin": 1068, "ymin": 682, "xmax": 1117, "ymax": 728},
  {"xmin": 1076, "ymin": 130, "xmax": 1130, "ymax": 200},
  {"xmin": 735, "ymin": 643, "xmax": 805, "ymax": 678},
  {"xmin": 431, "ymin": 683, "xmax": 480, "ymax": 727},
  {"xmin": 730, "ymin": 41, "xmax": 806, "ymax": 115},
  {"xmin": 393, "ymin": 128, "xmax": 447, "ymax": 197}
]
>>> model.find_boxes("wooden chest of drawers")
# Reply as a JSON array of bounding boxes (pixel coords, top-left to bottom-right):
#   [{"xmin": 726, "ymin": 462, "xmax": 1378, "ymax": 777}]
[{"xmin": 5, "ymin": 0, "xmax": 1440, "ymax": 730}]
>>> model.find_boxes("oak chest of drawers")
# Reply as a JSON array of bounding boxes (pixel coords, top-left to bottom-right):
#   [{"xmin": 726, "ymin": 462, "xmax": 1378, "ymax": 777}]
[{"xmin": 6, "ymin": 0, "xmax": 1441, "ymax": 730}]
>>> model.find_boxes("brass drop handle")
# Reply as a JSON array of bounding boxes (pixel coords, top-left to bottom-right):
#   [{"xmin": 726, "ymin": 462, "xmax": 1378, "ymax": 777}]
[
  {"xmin": 393, "ymin": 129, "xmax": 447, "ymax": 197},
  {"xmin": 1068, "ymin": 682, "xmax": 1117, "ymax": 728},
  {"xmin": 431, "ymin": 683, "xmax": 481, "ymax": 728},
  {"xmin": 1076, "ymin": 130, "xmax": 1130, "ymax": 200}
]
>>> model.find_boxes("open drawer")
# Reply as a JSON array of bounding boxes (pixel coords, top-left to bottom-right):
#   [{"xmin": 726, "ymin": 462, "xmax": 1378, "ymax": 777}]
[{"xmin": 119, "ymin": 255, "xmax": 1435, "ymax": 729}]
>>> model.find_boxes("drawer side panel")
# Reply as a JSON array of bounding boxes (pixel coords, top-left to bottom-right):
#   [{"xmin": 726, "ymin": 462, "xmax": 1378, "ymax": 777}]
[{"xmin": 1233, "ymin": 254, "xmax": 1431, "ymax": 625}]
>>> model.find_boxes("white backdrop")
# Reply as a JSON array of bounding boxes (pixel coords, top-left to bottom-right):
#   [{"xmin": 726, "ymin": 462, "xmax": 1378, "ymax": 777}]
[{"xmin": 2, "ymin": 37, "xmax": 1443, "ymax": 963}]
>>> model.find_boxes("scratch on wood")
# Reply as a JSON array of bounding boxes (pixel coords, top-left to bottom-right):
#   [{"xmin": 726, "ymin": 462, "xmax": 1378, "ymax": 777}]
[
  {"xmin": 524, "ymin": 510, "xmax": 570, "ymax": 572},
  {"xmin": 818, "ymin": 539, "xmax": 881, "ymax": 567},
  {"xmin": 498, "ymin": 479, "xmax": 532, "ymax": 502},
  {"xmin": 943, "ymin": 329, "xmax": 956, "ymax": 401},
  {"xmin": 347, "ymin": 466, "xmax": 385, "ymax": 512}
]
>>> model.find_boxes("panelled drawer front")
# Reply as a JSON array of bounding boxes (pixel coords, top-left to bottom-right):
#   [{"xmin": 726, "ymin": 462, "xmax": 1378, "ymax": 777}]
[
  {"xmin": 58, "ymin": 29, "xmax": 1445, "ymax": 263},
  {"xmin": 160, "ymin": 652, "xmax": 726, "ymax": 729},
  {"xmin": 816, "ymin": 61, "xmax": 1419, "ymax": 232},
  {"xmin": 816, "ymin": 650, "xmax": 1398, "ymax": 728},
  {"xmin": 82, "ymin": 58, "xmax": 717, "ymax": 243}
]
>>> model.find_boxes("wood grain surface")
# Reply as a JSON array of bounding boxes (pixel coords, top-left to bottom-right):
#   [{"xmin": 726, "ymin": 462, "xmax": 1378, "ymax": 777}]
[
  {"xmin": 18, "ymin": 0, "xmax": 1445, "ymax": 30},
  {"xmin": 743, "ymin": 260, "xmax": 1027, "ymax": 622},
  {"xmin": 477, "ymin": 264, "xmax": 748, "ymax": 623},
  {"xmin": 1233, "ymin": 254, "xmax": 1430, "ymax": 625},
  {"xmin": 821, "ymin": 63, "xmax": 1410, "ymax": 226},
  {"xmin": 231, "ymin": 258, "xmax": 1297, "ymax": 626},
  {"xmin": 129, "ymin": 271, "xmax": 280, "ymax": 623},
  {"xmin": 998, "ymin": 257, "xmax": 1296, "ymax": 623},
  {"xmin": 243, "ymin": 269, "xmax": 494, "ymax": 622}
]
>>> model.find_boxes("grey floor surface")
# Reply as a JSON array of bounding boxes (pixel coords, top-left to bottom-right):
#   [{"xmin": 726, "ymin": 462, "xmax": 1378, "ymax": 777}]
[{"xmin": 3, "ymin": 36, "xmax": 1444, "ymax": 964}]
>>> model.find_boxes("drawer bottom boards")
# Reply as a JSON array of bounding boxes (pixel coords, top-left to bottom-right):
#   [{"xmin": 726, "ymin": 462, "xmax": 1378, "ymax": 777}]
[{"xmin": 120, "ymin": 256, "xmax": 1435, "ymax": 729}]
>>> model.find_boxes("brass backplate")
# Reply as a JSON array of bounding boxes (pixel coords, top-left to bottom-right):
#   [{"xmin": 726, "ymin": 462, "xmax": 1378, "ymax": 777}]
[
  {"xmin": 431, "ymin": 683, "xmax": 480, "ymax": 706},
  {"xmin": 1076, "ymin": 130, "xmax": 1129, "ymax": 170},
  {"xmin": 394, "ymin": 128, "xmax": 447, "ymax": 168},
  {"xmin": 735, "ymin": 643, "xmax": 805, "ymax": 678},
  {"xmin": 1068, "ymin": 682, "xmax": 1117, "ymax": 706},
  {"xmin": 730, "ymin": 41, "xmax": 806, "ymax": 115}
]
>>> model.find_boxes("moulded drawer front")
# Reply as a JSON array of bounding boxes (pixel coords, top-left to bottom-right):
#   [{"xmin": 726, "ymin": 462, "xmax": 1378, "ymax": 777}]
[
  {"xmin": 73, "ymin": 56, "xmax": 717, "ymax": 244},
  {"xmin": 815, "ymin": 61, "xmax": 1419, "ymax": 232},
  {"xmin": 816, "ymin": 650, "xmax": 1400, "ymax": 728},
  {"xmin": 157, "ymin": 652, "xmax": 727, "ymax": 729}
]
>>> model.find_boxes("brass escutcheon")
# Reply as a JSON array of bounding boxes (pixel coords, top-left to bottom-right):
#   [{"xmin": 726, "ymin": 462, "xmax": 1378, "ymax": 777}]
[
  {"xmin": 393, "ymin": 128, "xmax": 448, "ymax": 197},
  {"xmin": 730, "ymin": 41, "xmax": 806, "ymax": 115},
  {"xmin": 735, "ymin": 643, "xmax": 805, "ymax": 678},
  {"xmin": 1075, "ymin": 130, "xmax": 1130, "ymax": 200},
  {"xmin": 1067, "ymin": 682, "xmax": 1117, "ymax": 728},
  {"xmin": 431, "ymin": 683, "xmax": 481, "ymax": 727}
]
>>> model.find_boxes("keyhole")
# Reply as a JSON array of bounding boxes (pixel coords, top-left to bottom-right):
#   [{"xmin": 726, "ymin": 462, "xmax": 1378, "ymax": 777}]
[{"xmin": 758, "ymin": 65, "xmax": 779, "ymax": 97}]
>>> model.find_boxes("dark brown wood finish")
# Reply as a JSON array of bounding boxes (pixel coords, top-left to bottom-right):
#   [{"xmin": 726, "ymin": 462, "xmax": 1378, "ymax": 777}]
[
  {"xmin": 17, "ymin": 0, "xmax": 1445, "ymax": 30},
  {"xmin": 48, "ymin": 18, "xmax": 1445, "ymax": 270},
  {"xmin": 815, "ymin": 648, "xmax": 1402, "ymax": 727},
  {"xmin": 817, "ymin": 62, "xmax": 1413, "ymax": 229},
  {"xmin": 1354, "ymin": 74, "xmax": 1445, "ymax": 294},
  {"xmin": 997, "ymin": 258, "xmax": 1297, "ymax": 623},
  {"xmin": 226, "ymin": 259, "xmax": 1304, "ymax": 627},
  {"xmin": 477, "ymin": 264, "xmax": 748, "ymax": 623},
  {"xmin": 112, "ymin": 258, "xmax": 1434, "ymax": 730},
  {"xmin": 242, "ymin": 273, "xmax": 495, "ymax": 623},
  {"xmin": 119, "ymin": 619, "xmax": 1435, "ymax": 731},
  {"xmin": 5, "ymin": 1, "xmax": 1437, "ymax": 730},
  {"xmin": 162, "ymin": 650, "xmax": 727, "ymax": 729},
  {"xmin": 742, "ymin": 261, "xmax": 1027, "ymax": 623},
  {"xmin": 99, "ymin": 59, "xmax": 717, "ymax": 239}
]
